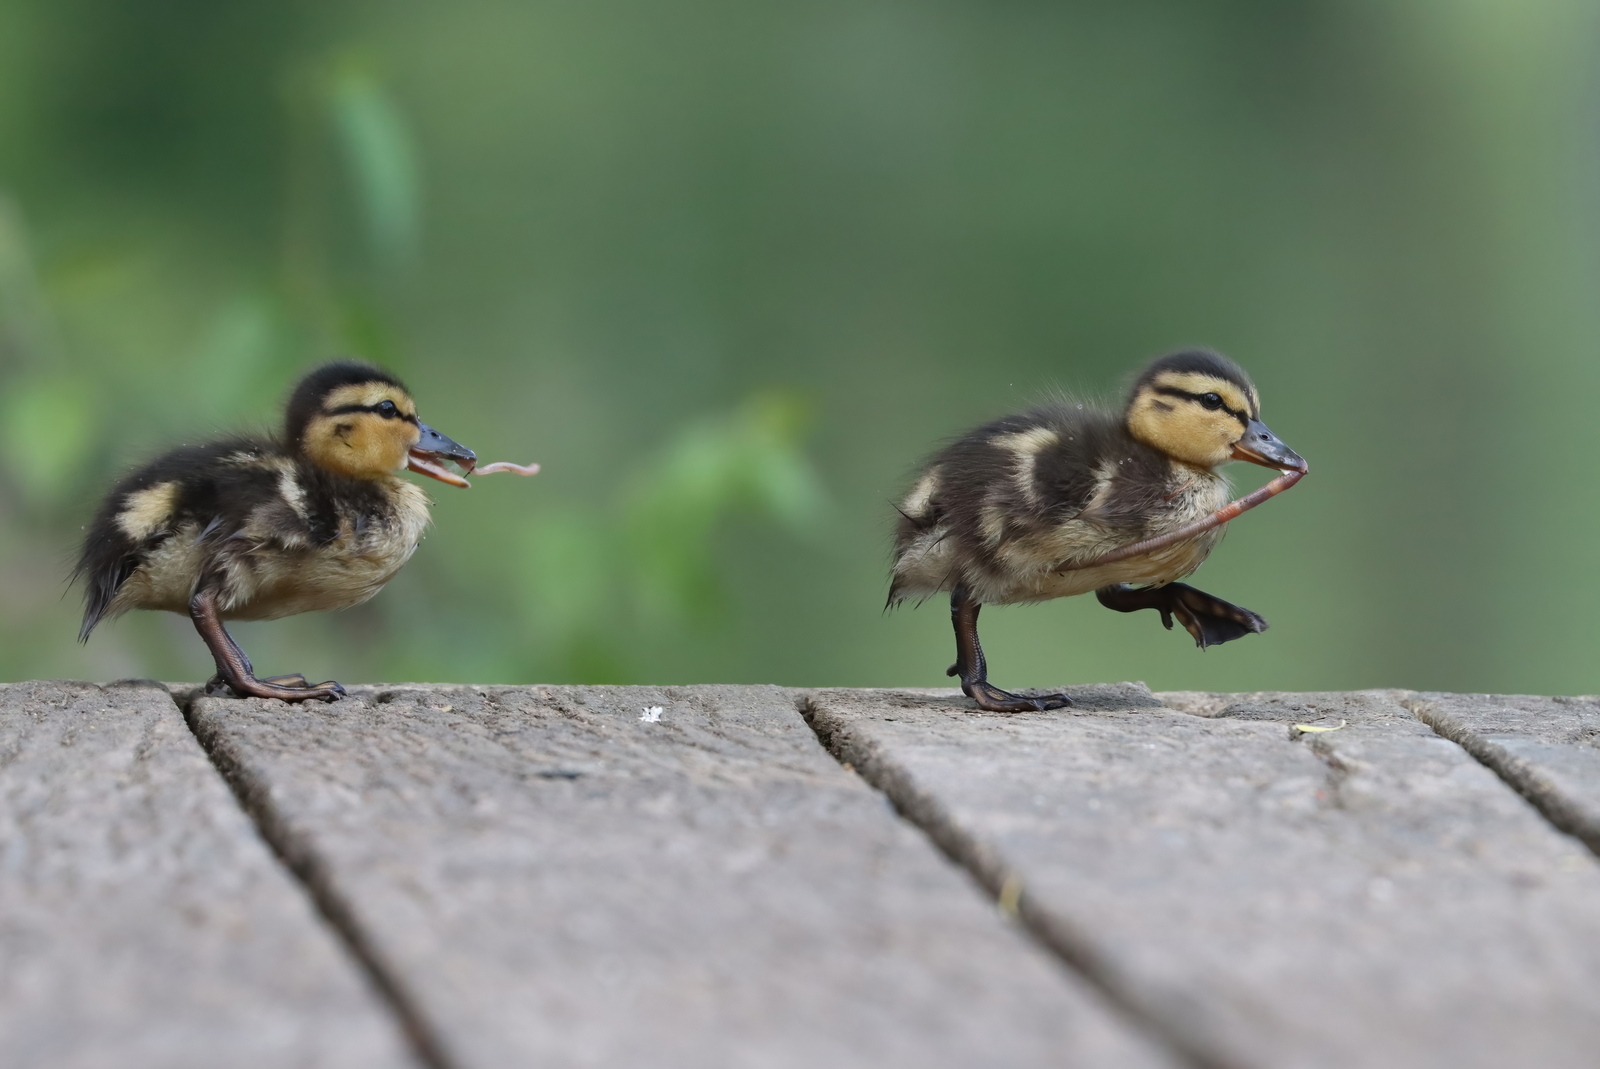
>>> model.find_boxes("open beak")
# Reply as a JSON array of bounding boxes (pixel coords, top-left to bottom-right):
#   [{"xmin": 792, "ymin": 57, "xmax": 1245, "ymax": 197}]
[
  {"xmin": 406, "ymin": 422, "xmax": 478, "ymax": 488},
  {"xmin": 1231, "ymin": 418, "xmax": 1307, "ymax": 473}
]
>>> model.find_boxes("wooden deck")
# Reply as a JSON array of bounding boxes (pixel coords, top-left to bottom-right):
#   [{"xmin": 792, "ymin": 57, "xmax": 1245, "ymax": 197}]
[{"xmin": 5, "ymin": 680, "xmax": 1599, "ymax": 1068}]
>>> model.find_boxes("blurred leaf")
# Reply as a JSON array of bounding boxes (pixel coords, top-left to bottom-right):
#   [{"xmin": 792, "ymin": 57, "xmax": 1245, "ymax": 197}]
[
  {"xmin": 330, "ymin": 60, "xmax": 421, "ymax": 272},
  {"xmin": 517, "ymin": 506, "xmax": 617, "ymax": 645},
  {"xmin": 333, "ymin": 290, "xmax": 400, "ymax": 363},
  {"xmin": 0, "ymin": 374, "xmax": 96, "ymax": 509},
  {"xmin": 622, "ymin": 389, "xmax": 829, "ymax": 623},
  {"xmin": 729, "ymin": 392, "xmax": 829, "ymax": 534},
  {"xmin": 184, "ymin": 291, "xmax": 291, "ymax": 418},
  {"xmin": 0, "ymin": 194, "xmax": 59, "ymax": 373}
]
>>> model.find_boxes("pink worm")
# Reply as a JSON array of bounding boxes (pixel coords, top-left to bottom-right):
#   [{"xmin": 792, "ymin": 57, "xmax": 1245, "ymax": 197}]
[
  {"xmin": 1057, "ymin": 466, "xmax": 1306, "ymax": 573},
  {"xmin": 473, "ymin": 461, "xmax": 541, "ymax": 477}
]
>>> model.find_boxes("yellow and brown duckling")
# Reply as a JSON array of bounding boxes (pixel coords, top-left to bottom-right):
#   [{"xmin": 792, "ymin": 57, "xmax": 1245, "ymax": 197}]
[
  {"xmin": 74, "ymin": 361, "xmax": 482, "ymax": 702},
  {"xmin": 889, "ymin": 348, "xmax": 1306, "ymax": 713}
]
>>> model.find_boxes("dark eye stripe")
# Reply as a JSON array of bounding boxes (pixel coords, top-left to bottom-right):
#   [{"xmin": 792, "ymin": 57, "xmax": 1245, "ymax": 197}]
[
  {"xmin": 325, "ymin": 402, "xmax": 418, "ymax": 424},
  {"xmin": 1152, "ymin": 386, "xmax": 1249, "ymax": 428}
]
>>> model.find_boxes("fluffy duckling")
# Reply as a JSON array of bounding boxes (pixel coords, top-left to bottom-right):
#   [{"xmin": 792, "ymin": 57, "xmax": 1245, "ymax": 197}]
[
  {"xmin": 889, "ymin": 349, "xmax": 1306, "ymax": 712},
  {"xmin": 74, "ymin": 361, "xmax": 478, "ymax": 702}
]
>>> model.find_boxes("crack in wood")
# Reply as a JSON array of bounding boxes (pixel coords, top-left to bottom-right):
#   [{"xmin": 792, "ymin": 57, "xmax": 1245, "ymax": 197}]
[
  {"xmin": 171, "ymin": 687, "xmax": 455, "ymax": 1069},
  {"xmin": 793, "ymin": 691, "xmax": 1236, "ymax": 1069},
  {"xmin": 1402, "ymin": 696, "xmax": 1600, "ymax": 859}
]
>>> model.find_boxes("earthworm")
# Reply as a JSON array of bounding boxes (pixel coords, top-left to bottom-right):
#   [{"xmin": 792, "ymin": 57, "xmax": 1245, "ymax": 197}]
[
  {"xmin": 473, "ymin": 461, "xmax": 541, "ymax": 477},
  {"xmin": 1058, "ymin": 465, "xmax": 1306, "ymax": 572}
]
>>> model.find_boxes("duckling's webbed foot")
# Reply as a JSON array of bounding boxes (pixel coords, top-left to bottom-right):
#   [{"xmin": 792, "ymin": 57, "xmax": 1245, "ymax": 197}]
[
  {"xmin": 204, "ymin": 672, "xmax": 313, "ymax": 697},
  {"xmin": 1096, "ymin": 582, "xmax": 1267, "ymax": 649},
  {"xmin": 948, "ymin": 587, "xmax": 1072, "ymax": 713},
  {"xmin": 961, "ymin": 677, "xmax": 1073, "ymax": 713},
  {"xmin": 189, "ymin": 588, "xmax": 345, "ymax": 703}
]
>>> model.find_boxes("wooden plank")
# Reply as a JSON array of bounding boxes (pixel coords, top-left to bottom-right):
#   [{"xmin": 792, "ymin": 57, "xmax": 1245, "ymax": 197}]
[
  {"xmin": 187, "ymin": 684, "xmax": 1180, "ymax": 1069},
  {"xmin": 0, "ymin": 680, "xmax": 414, "ymax": 1069},
  {"xmin": 806, "ymin": 685, "xmax": 1600, "ymax": 1069},
  {"xmin": 1403, "ymin": 691, "xmax": 1600, "ymax": 853}
]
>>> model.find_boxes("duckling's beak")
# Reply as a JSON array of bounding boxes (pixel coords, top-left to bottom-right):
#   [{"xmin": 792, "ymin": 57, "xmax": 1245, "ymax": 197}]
[
  {"xmin": 407, "ymin": 422, "xmax": 478, "ymax": 488},
  {"xmin": 1231, "ymin": 419, "xmax": 1307, "ymax": 473}
]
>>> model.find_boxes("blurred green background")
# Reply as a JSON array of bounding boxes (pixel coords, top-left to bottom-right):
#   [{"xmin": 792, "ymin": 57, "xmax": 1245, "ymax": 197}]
[{"xmin": 1, "ymin": 0, "xmax": 1597, "ymax": 694}]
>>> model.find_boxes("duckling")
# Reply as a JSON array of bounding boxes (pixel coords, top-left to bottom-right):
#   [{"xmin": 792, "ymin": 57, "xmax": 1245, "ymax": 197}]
[
  {"xmin": 73, "ymin": 361, "xmax": 479, "ymax": 702},
  {"xmin": 889, "ymin": 348, "xmax": 1306, "ymax": 712}
]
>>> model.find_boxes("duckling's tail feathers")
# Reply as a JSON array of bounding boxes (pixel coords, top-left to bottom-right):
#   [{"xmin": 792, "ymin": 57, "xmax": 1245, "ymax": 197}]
[{"xmin": 71, "ymin": 543, "xmax": 139, "ymax": 643}]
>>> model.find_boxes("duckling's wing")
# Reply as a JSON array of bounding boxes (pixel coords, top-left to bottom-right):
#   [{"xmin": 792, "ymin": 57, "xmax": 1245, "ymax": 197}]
[
  {"xmin": 73, "ymin": 474, "xmax": 186, "ymax": 641},
  {"xmin": 73, "ymin": 439, "xmax": 278, "ymax": 640},
  {"xmin": 890, "ymin": 405, "xmax": 1127, "ymax": 603}
]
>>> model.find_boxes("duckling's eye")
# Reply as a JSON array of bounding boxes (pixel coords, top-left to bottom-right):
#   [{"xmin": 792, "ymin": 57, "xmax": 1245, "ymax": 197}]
[
  {"xmin": 1199, "ymin": 393, "xmax": 1224, "ymax": 411},
  {"xmin": 374, "ymin": 400, "xmax": 399, "ymax": 419}
]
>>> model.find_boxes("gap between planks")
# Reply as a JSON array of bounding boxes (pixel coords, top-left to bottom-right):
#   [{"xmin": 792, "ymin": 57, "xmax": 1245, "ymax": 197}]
[
  {"xmin": 1399, "ymin": 695, "xmax": 1600, "ymax": 860},
  {"xmin": 168, "ymin": 687, "xmax": 456, "ymax": 1069},
  {"xmin": 796, "ymin": 687, "xmax": 1600, "ymax": 1069},
  {"xmin": 792, "ymin": 692, "xmax": 1228, "ymax": 1069},
  {"xmin": 156, "ymin": 681, "xmax": 1600, "ymax": 1069}
]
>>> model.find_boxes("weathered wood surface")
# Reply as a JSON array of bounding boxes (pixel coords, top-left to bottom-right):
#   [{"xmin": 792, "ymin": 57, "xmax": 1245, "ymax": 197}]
[
  {"xmin": 0, "ymin": 680, "xmax": 412, "ymax": 1069},
  {"xmin": 1404, "ymin": 692, "xmax": 1600, "ymax": 854},
  {"xmin": 9, "ymin": 679, "xmax": 1600, "ymax": 1069},
  {"xmin": 187, "ymin": 683, "xmax": 1175, "ymax": 1069},
  {"xmin": 805, "ymin": 685, "xmax": 1600, "ymax": 1069}
]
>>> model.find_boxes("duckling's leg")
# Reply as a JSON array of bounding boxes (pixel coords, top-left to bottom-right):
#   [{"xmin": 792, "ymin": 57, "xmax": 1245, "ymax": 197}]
[
  {"xmin": 199, "ymin": 647, "xmax": 309, "ymax": 694},
  {"xmin": 1095, "ymin": 582, "xmax": 1267, "ymax": 648},
  {"xmin": 945, "ymin": 586, "xmax": 1073, "ymax": 712},
  {"xmin": 189, "ymin": 587, "xmax": 345, "ymax": 702}
]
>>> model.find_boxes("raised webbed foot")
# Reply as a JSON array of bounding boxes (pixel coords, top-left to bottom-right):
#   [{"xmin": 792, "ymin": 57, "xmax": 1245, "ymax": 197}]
[{"xmin": 1096, "ymin": 582, "xmax": 1267, "ymax": 649}]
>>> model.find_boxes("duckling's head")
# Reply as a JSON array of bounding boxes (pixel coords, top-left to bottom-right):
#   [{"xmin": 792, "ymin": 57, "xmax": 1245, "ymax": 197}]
[
  {"xmin": 286, "ymin": 361, "xmax": 477, "ymax": 485},
  {"xmin": 1125, "ymin": 349, "xmax": 1305, "ymax": 472}
]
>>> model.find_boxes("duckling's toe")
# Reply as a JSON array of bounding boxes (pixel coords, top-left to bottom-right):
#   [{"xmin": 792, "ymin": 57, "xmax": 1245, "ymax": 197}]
[
  {"xmin": 205, "ymin": 675, "xmax": 345, "ymax": 703},
  {"xmin": 1166, "ymin": 586, "xmax": 1267, "ymax": 648},
  {"xmin": 249, "ymin": 678, "xmax": 343, "ymax": 703},
  {"xmin": 964, "ymin": 680, "xmax": 1073, "ymax": 713},
  {"xmin": 204, "ymin": 673, "xmax": 311, "ymax": 697}
]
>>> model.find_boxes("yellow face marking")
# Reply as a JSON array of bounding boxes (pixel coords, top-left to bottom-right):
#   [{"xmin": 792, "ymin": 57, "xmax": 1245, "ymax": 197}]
[
  {"xmin": 1152, "ymin": 372, "xmax": 1253, "ymax": 418},
  {"xmin": 300, "ymin": 384, "xmax": 422, "ymax": 479},
  {"xmin": 116, "ymin": 481, "xmax": 180, "ymax": 540},
  {"xmin": 1127, "ymin": 372, "xmax": 1256, "ymax": 470}
]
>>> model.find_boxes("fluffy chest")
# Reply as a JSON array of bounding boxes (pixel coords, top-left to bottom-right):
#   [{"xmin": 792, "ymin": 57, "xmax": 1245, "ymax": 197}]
[{"xmin": 220, "ymin": 478, "xmax": 433, "ymax": 620}]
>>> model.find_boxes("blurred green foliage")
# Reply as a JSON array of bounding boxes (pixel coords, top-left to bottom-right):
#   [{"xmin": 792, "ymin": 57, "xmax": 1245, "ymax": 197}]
[
  {"xmin": 518, "ymin": 390, "xmax": 829, "ymax": 679},
  {"xmin": 329, "ymin": 59, "xmax": 422, "ymax": 273},
  {"xmin": 1, "ymin": 0, "xmax": 1598, "ymax": 694}
]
